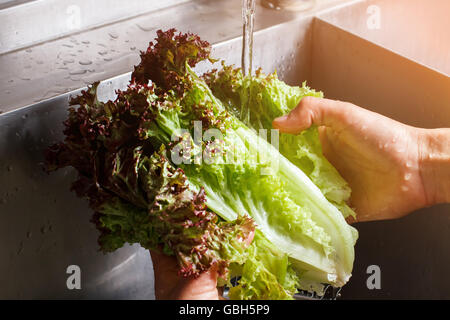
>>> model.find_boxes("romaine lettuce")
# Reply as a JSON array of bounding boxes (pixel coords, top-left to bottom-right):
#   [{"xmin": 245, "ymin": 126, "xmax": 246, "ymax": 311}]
[{"xmin": 46, "ymin": 29, "xmax": 357, "ymax": 299}]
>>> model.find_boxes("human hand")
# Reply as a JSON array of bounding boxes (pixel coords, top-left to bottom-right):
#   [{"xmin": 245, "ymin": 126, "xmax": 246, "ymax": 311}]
[
  {"xmin": 272, "ymin": 96, "xmax": 445, "ymax": 222},
  {"xmin": 150, "ymin": 231, "xmax": 254, "ymax": 300},
  {"xmin": 150, "ymin": 250, "xmax": 221, "ymax": 300}
]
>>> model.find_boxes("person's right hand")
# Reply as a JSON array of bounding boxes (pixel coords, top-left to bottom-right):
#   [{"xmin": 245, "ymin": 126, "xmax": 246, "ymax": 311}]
[{"xmin": 273, "ymin": 97, "xmax": 449, "ymax": 222}]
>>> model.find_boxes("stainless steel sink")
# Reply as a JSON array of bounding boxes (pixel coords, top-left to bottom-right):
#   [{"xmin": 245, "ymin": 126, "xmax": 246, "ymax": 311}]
[{"xmin": 0, "ymin": 0, "xmax": 449, "ymax": 299}]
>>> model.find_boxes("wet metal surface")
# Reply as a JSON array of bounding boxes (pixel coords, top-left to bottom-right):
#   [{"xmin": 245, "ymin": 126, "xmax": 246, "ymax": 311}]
[
  {"xmin": 0, "ymin": 0, "xmax": 449, "ymax": 299},
  {"xmin": 0, "ymin": 0, "xmax": 345, "ymax": 114},
  {"xmin": 0, "ymin": 81, "xmax": 154, "ymax": 298}
]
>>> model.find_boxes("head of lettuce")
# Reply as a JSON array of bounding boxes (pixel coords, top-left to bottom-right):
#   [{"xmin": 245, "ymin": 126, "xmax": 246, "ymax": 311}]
[{"xmin": 45, "ymin": 29, "xmax": 358, "ymax": 300}]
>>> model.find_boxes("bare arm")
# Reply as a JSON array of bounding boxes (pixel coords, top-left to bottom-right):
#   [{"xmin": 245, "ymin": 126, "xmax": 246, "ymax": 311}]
[
  {"xmin": 419, "ymin": 128, "xmax": 450, "ymax": 205},
  {"xmin": 273, "ymin": 97, "xmax": 450, "ymax": 222}
]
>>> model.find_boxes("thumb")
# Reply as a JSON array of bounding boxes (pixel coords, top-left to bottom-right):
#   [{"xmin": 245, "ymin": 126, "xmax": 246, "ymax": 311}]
[{"xmin": 272, "ymin": 96, "xmax": 341, "ymax": 134}]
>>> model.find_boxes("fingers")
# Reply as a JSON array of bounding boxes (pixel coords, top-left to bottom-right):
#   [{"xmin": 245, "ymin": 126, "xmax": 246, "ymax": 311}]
[
  {"xmin": 150, "ymin": 250, "xmax": 180, "ymax": 299},
  {"xmin": 150, "ymin": 250, "xmax": 178, "ymax": 271},
  {"xmin": 272, "ymin": 96, "xmax": 345, "ymax": 134},
  {"xmin": 150, "ymin": 249, "xmax": 221, "ymax": 300},
  {"xmin": 345, "ymin": 215, "xmax": 357, "ymax": 224},
  {"xmin": 150, "ymin": 227, "xmax": 255, "ymax": 300},
  {"xmin": 173, "ymin": 267, "xmax": 220, "ymax": 300}
]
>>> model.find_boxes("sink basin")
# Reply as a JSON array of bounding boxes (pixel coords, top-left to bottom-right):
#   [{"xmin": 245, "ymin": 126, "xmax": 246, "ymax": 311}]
[
  {"xmin": 0, "ymin": 0, "xmax": 448, "ymax": 299},
  {"xmin": 318, "ymin": 0, "xmax": 450, "ymax": 77}
]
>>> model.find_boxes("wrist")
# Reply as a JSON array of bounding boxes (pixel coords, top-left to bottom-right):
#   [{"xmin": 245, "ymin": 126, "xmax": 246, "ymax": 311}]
[{"xmin": 418, "ymin": 128, "xmax": 450, "ymax": 205}]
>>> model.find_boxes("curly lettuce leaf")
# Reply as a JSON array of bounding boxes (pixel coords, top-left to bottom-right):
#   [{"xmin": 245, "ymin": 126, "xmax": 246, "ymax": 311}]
[
  {"xmin": 205, "ymin": 66, "xmax": 355, "ymax": 219},
  {"xmin": 45, "ymin": 82, "xmax": 255, "ymax": 279},
  {"xmin": 133, "ymin": 43, "xmax": 356, "ymax": 288},
  {"xmin": 46, "ymin": 29, "xmax": 358, "ymax": 299}
]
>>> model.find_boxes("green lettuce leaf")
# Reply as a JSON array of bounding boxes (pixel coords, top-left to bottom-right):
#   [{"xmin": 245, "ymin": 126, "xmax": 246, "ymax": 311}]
[
  {"xmin": 205, "ymin": 66, "xmax": 356, "ymax": 219},
  {"xmin": 46, "ymin": 29, "xmax": 358, "ymax": 299}
]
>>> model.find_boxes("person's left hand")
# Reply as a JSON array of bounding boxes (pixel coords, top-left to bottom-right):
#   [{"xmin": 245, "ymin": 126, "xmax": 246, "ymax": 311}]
[
  {"xmin": 150, "ymin": 250, "xmax": 222, "ymax": 300},
  {"xmin": 150, "ymin": 231, "xmax": 254, "ymax": 300}
]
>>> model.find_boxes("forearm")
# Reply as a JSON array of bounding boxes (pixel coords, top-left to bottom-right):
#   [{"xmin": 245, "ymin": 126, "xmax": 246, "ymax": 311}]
[{"xmin": 418, "ymin": 128, "xmax": 450, "ymax": 205}]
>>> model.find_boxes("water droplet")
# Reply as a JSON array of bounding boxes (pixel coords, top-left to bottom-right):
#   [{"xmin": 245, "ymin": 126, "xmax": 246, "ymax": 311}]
[
  {"xmin": 98, "ymin": 50, "xmax": 108, "ymax": 56},
  {"xmin": 21, "ymin": 114, "xmax": 28, "ymax": 120},
  {"xmin": 136, "ymin": 23, "xmax": 154, "ymax": 32},
  {"xmin": 17, "ymin": 241, "xmax": 24, "ymax": 255},
  {"xmin": 79, "ymin": 60, "xmax": 92, "ymax": 66},
  {"xmin": 19, "ymin": 76, "xmax": 31, "ymax": 81},
  {"xmin": 130, "ymin": 46, "xmax": 136, "ymax": 51},
  {"xmin": 383, "ymin": 143, "xmax": 389, "ymax": 149},
  {"xmin": 26, "ymin": 231, "xmax": 32, "ymax": 238},
  {"xmin": 62, "ymin": 44, "xmax": 74, "ymax": 48},
  {"xmin": 6, "ymin": 165, "xmax": 12, "ymax": 172},
  {"xmin": 63, "ymin": 59, "xmax": 75, "ymax": 65},
  {"xmin": 81, "ymin": 40, "xmax": 90, "ymax": 44},
  {"xmin": 8, "ymin": 79, "xmax": 14, "ymax": 83},
  {"xmin": 40, "ymin": 226, "xmax": 47, "ymax": 234},
  {"xmin": 103, "ymin": 57, "xmax": 112, "ymax": 62},
  {"xmin": 108, "ymin": 32, "xmax": 119, "ymax": 39},
  {"xmin": 77, "ymin": 49, "xmax": 83, "ymax": 53},
  {"xmin": 401, "ymin": 185, "xmax": 409, "ymax": 192},
  {"xmin": 69, "ymin": 70, "xmax": 87, "ymax": 75},
  {"xmin": 392, "ymin": 137, "xmax": 397, "ymax": 143},
  {"xmin": 26, "ymin": 49, "xmax": 32, "ymax": 53},
  {"xmin": 404, "ymin": 173, "xmax": 411, "ymax": 181},
  {"xmin": 36, "ymin": 60, "xmax": 44, "ymax": 65},
  {"xmin": 406, "ymin": 162, "xmax": 412, "ymax": 168}
]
